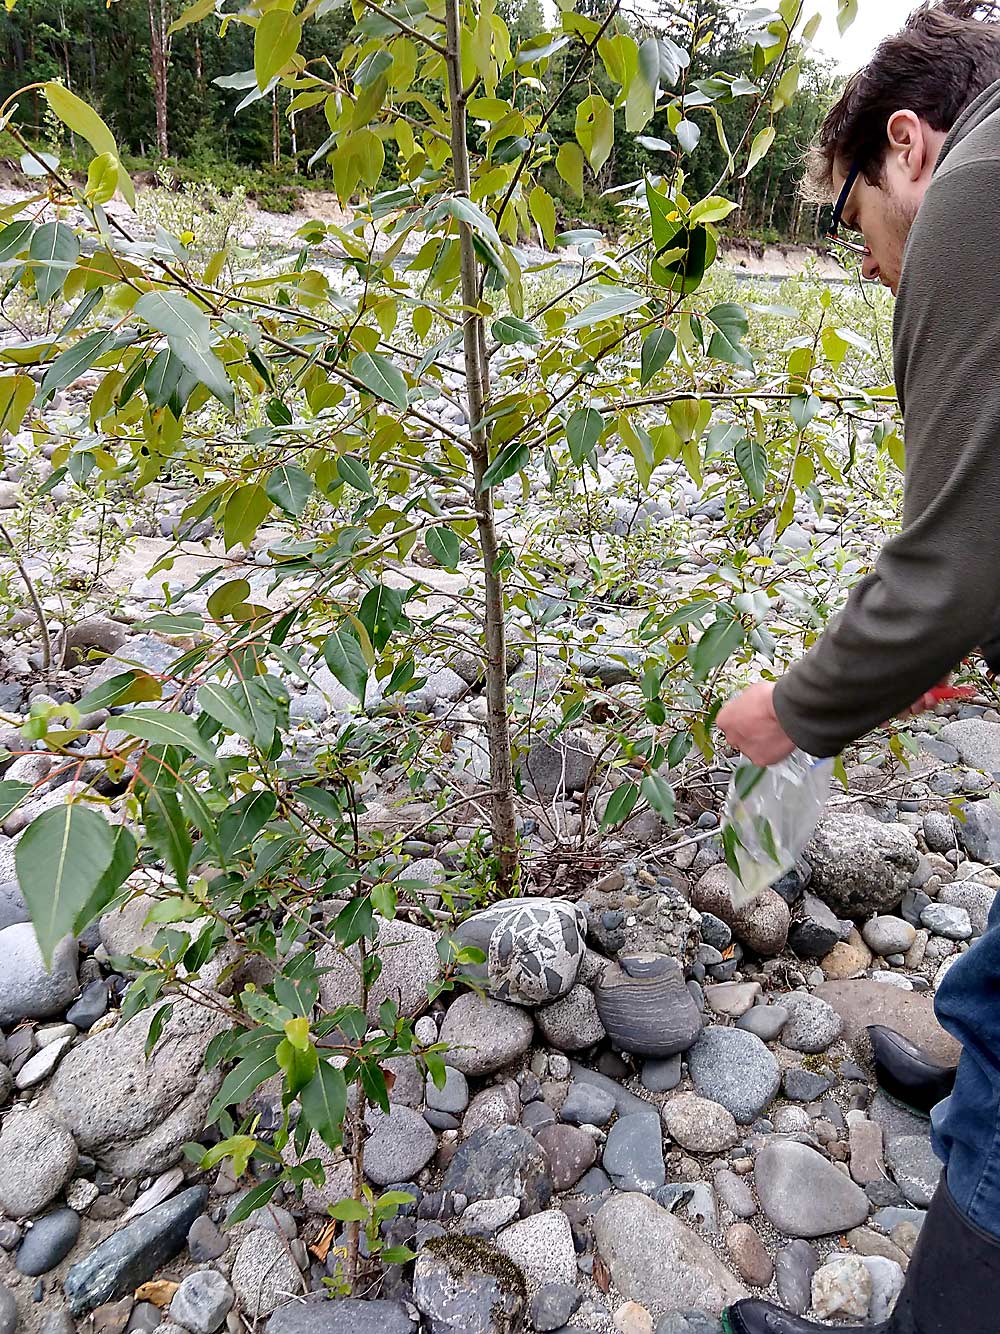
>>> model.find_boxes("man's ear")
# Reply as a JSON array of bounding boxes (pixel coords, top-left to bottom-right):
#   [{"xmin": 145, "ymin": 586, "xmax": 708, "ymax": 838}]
[{"xmin": 886, "ymin": 109, "xmax": 926, "ymax": 182}]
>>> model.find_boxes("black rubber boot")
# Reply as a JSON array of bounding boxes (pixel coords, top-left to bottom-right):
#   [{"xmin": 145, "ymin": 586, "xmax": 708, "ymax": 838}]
[
  {"xmin": 865, "ymin": 1023, "xmax": 957, "ymax": 1116},
  {"xmin": 721, "ymin": 1175, "xmax": 1000, "ymax": 1334}
]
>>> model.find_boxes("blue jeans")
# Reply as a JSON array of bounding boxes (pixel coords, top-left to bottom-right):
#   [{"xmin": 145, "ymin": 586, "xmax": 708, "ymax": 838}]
[{"xmin": 931, "ymin": 887, "xmax": 1000, "ymax": 1238}]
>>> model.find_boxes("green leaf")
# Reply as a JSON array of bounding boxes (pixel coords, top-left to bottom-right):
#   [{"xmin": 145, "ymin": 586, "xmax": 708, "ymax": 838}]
[
  {"xmin": 222, "ymin": 483, "xmax": 271, "ymax": 550},
  {"xmin": 707, "ymin": 302, "xmax": 753, "ymax": 370},
  {"xmin": 790, "ymin": 393, "xmax": 821, "ymax": 432},
  {"xmin": 219, "ymin": 791, "xmax": 277, "ymax": 857},
  {"xmin": 641, "ymin": 773, "xmax": 676, "ymax": 824},
  {"xmin": 337, "ymin": 455, "xmax": 374, "ymax": 495},
  {"xmin": 254, "ymin": 8, "xmax": 303, "ymax": 90},
  {"xmin": 197, "ymin": 683, "xmax": 254, "ymax": 739},
  {"xmin": 0, "ymin": 375, "xmax": 35, "ymax": 435},
  {"xmin": 0, "ymin": 221, "xmax": 34, "ymax": 265},
  {"xmin": 676, "ymin": 120, "xmax": 701, "ymax": 154},
  {"xmin": 640, "ymin": 328, "xmax": 675, "ymax": 386},
  {"xmin": 78, "ymin": 671, "xmax": 162, "ymax": 713},
  {"xmin": 43, "ymin": 82, "xmax": 135, "ymax": 206},
  {"xmin": 743, "ymin": 125, "xmax": 776, "ymax": 177},
  {"xmin": 224, "ymin": 1177, "xmax": 281, "ymax": 1228},
  {"xmin": 690, "ymin": 611, "xmax": 744, "ymax": 680},
  {"xmin": 323, "ymin": 628, "xmax": 368, "ymax": 703},
  {"xmin": 425, "ymin": 525, "xmax": 460, "ymax": 568},
  {"xmin": 75, "ymin": 825, "xmax": 138, "ymax": 932},
  {"xmin": 564, "ymin": 288, "xmax": 648, "ymax": 331},
  {"xmin": 735, "ymin": 436, "xmax": 767, "ymax": 501},
  {"xmin": 300, "ymin": 1060, "xmax": 348, "ymax": 1152},
  {"xmin": 0, "ymin": 781, "xmax": 30, "ymax": 822},
  {"xmin": 327, "ymin": 1198, "xmax": 369, "ymax": 1222},
  {"xmin": 625, "ymin": 36, "xmax": 659, "ymax": 133},
  {"xmin": 334, "ymin": 895, "xmax": 374, "ymax": 946},
  {"xmin": 139, "ymin": 761, "xmax": 193, "ymax": 890},
  {"xmin": 144, "ymin": 349, "xmax": 185, "ymax": 410},
  {"xmin": 492, "ymin": 315, "xmax": 541, "ymax": 346},
  {"xmin": 481, "ymin": 440, "xmax": 529, "ymax": 491},
  {"xmin": 358, "ymin": 583, "xmax": 406, "ymax": 653},
  {"xmin": 207, "ymin": 1034, "xmax": 281, "ymax": 1120},
  {"xmin": 39, "ymin": 329, "xmax": 118, "ymax": 404},
  {"xmin": 121, "ymin": 709, "xmax": 218, "ymax": 765},
  {"xmin": 169, "ymin": 0, "xmax": 217, "ymax": 34},
  {"xmin": 15, "ymin": 805, "xmax": 116, "ymax": 967},
  {"xmin": 266, "ymin": 464, "xmax": 313, "ymax": 517},
  {"xmin": 600, "ymin": 780, "xmax": 639, "ymax": 830},
  {"xmin": 566, "ymin": 407, "xmax": 604, "ymax": 467},
  {"xmin": 556, "ymin": 142, "xmax": 584, "ymax": 198},
  {"xmin": 30, "ymin": 221, "xmax": 79, "ymax": 307},
  {"xmin": 351, "ymin": 351, "xmax": 408, "ymax": 409},
  {"xmin": 575, "ymin": 92, "xmax": 614, "ymax": 174},
  {"xmin": 134, "ymin": 291, "xmax": 233, "ymax": 409}
]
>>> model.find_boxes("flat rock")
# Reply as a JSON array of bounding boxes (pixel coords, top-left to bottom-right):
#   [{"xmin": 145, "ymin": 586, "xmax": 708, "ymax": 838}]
[
  {"xmin": 593, "ymin": 1193, "xmax": 748, "ymax": 1318},
  {"xmin": 686, "ymin": 1027, "xmax": 780, "ymax": 1124},
  {"xmin": 452, "ymin": 898, "xmax": 586, "ymax": 1006},
  {"xmin": 704, "ymin": 983, "xmax": 761, "ymax": 1018},
  {"xmin": 533, "ymin": 1125, "xmax": 597, "ymax": 1191},
  {"xmin": 736, "ymin": 1005, "xmax": 789, "ymax": 1043},
  {"xmin": 938, "ymin": 719, "xmax": 1000, "ymax": 772},
  {"xmin": 0, "ymin": 924, "xmax": 78, "ymax": 1026},
  {"xmin": 364, "ymin": 1106, "xmax": 437, "ymax": 1186},
  {"xmin": 603, "ymin": 1113, "xmax": 665, "ymax": 1193},
  {"xmin": 0, "ymin": 1105, "xmax": 77, "ymax": 1217},
  {"xmin": 16, "ymin": 1209, "xmax": 80, "ymax": 1275},
  {"xmin": 266, "ymin": 1299, "xmax": 416, "ymax": 1334},
  {"xmin": 439, "ymin": 993, "xmax": 534, "ymax": 1075},
  {"xmin": 594, "ymin": 954, "xmax": 702, "ymax": 1057},
  {"xmin": 885, "ymin": 1135, "xmax": 941, "ymax": 1207},
  {"xmin": 920, "ymin": 903, "xmax": 972, "ymax": 941},
  {"xmin": 528, "ymin": 1283, "xmax": 581, "ymax": 1332},
  {"xmin": 568, "ymin": 1062, "xmax": 650, "ymax": 1119},
  {"xmin": 64, "ymin": 1187, "xmax": 208, "ymax": 1315},
  {"xmin": 814, "ymin": 980, "xmax": 961, "ymax": 1064},
  {"xmin": 169, "ymin": 1270, "xmax": 234, "ymax": 1334},
  {"xmin": 754, "ymin": 1141, "xmax": 870, "ymax": 1238},
  {"xmin": 937, "ymin": 882, "xmax": 995, "ymax": 935},
  {"xmin": 560, "ymin": 1081, "xmax": 616, "ymax": 1127},
  {"xmin": 775, "ymin": 1241, "xmax": 819, "ymax": 1317}
]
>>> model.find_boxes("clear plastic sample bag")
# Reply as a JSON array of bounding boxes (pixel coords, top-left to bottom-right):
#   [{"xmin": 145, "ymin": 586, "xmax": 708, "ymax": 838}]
[{"xmin": 721, "ymin": 748, "xmax": 834, "ymax": 909}]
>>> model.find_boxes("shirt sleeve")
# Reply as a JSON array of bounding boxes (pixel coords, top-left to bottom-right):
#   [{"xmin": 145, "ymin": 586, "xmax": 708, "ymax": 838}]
[{"xmin": 772, "ymin": 157, "xmax": 1000, "ymax": 758}]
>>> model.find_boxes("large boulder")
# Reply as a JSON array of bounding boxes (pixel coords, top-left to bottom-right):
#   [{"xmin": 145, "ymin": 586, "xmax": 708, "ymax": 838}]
[
  {"xmin": 316, "ymin": 917, "xmax": 441, "ymax": 1021},
  {"xmin": 805, "ymin": 814, "xmax": 918, "ymax": 917},
  {"xmin": 593, "ymin": 1193, "xmax": 748, "ymax": 1318},
  {"xmin": 45, "ymin": 998, "xmax": 226, "ymax": 1175},
  {"xmin": 814, "ymin": 979, "xmax": 961, "ymax": 1065}
]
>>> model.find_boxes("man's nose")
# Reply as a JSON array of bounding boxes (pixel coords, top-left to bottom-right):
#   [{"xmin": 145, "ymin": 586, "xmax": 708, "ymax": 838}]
[{"xmin": 861, "ymin": 251, "xmax": 879, "ymax": 282}]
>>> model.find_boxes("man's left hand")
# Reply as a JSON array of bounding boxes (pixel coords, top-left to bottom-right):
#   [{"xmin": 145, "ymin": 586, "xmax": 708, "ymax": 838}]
[{"xmin": 717, "ymin": 682, "xmax": 796, "ymax": 766}]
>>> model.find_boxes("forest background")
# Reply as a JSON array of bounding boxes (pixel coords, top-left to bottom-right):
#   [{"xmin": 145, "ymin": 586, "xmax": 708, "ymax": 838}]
[{"xmin": 0, "ymin": 0, "xmax": 842, "ymax": 236}]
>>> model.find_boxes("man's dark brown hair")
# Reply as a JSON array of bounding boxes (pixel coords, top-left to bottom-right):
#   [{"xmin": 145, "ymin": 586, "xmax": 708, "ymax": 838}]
[{"xmin": 804, "ymin": 1, "xmax": 1000, "ymax": 200}]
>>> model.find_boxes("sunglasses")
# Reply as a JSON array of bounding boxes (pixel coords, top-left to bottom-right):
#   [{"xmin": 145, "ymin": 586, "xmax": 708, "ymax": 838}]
[{"xmin": 827, "ymin": 161, "xmax": 869, "ymax": 257}]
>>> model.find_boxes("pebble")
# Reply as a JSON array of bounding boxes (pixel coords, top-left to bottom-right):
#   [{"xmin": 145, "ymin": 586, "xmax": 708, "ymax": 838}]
[
  {"xmin": 862, "ymin": 1255, "xmax": 906, "ymax": 1322},
  {"xmin": 439, "ymin": 993, "xmax": 534, "ymax": 1075},
  {"xmin": 787, "ymin": 895, "xmax": 841, "ymax": 959},
  {"xmin": 442, "ymin": 1125, "xmax": 552, "ymax": 1215},
  {"xmin": 885, "ymin": 1135, "xmax": 941, "ymax": 1207},
  {"xmin": 603, "ymin": 1113, "xmax": 666, "ymax": 1193},
  {"xmin": 426, "ymin": 1067, "xmax": 469, "ymax": 1115},
  {"xmin": 704, "ymin": 983, "xmax": 760, "ymax": 1018},
  {"xmin": 127, "ymin": 1304, "xmax": 163, "ymax": 1333},
  {"xmin": 533, "ymin": 1125, "xmax": 598, "ymax": 1191},
  {"xmin": 364, "ymin": 1106, "xmax": 438, "ymax": 1186},
  {"xmin": 686, "ymin": 1027, "xmax": 780, "ymax": 1124},
  {"xmin": 779, "ymin": 993, "xmax": 843, "ymax": 1054},
  {"xmin": 735, "ymin": 1005, "xmax": 789, "ymax": 1043},
  {"xmin": 775, "ymin": 1240, "xmax": 819, "ymax": 1316},
  {"xmin": 811, "ymin": 1255, "xmax": 872, "ymax": 1320},
  {"xmin": 922, "ymin": 812, "xmax": 956, "ymax": 853},
  {"xmin": 613, "ymin": 1301, "xmax": 654, "ymax": 1334},
  {"xmin": 920, "ymin": 903, "xmax": 973, "ymax": 940},
  {"xmin": 662, "ymin": 1094, "xmax": 738, "ymax": 1154},
  {"xmin": 169, "ymin": 1271, "xmax": 234, "ymax": 1334},
  {"xmin": 713, "ymin": 1170, "xmax": 756, "ymax": 1220},
  {"xmin": 847, "ymin": 1112, "xmax": 886, "ymax": 1186},
  {"xmin": 0, "ymin": 924, "xmax": 78, "ymax": 1026},
  {"xmin": 529, "ymin": 1282, "xmax": 582, "ymax": 1331},
  {"xmin": 458, "ymin": 1197, "xmax": 521, "ymax": 1237},
  {"xmin": 536, "ymin": 985, "xmax": 607, "ymax": 1051},
  {"xmin": 16, "ymin": 1209, "xmax": 81, "ymax": 1275},
  {"xmin": 0, "ymin": 1286, "xmax": 14, "ymax": 1334},
  {"xmin": 595, "ymin": 954, "xmax": 702, "ymax": 1057},
  {"xmin": 862, "ymin": 916, "xmax": 917, "ymax": 957},
  {"xmin": 641, "ymin": 1055, "xmax": 682, "ymax": 1093},
  {"xmin": 0, "ymin": 1106, "xmax": 78, "ymax": 1218},
  {"xmin": 495, "ymin": 1210, "xmax": 577, "ymax": 1289},
  {"xmin": 782, "ymin": 1069, "xmax": 831, "ymax": 1102},
  {"xmin": 230, "ymin": 1230, "xmax": 302, "ymax": 1320},
  {"xmin": 15, "ymin": 1035, "xmax": 73, "ymax": 1090},
  {"xmin": 187, "ymin": 1217, "xmax": 227, "ymax": 1263},
  {"xmin": 726, "ymin": 1223, "xmax": 773, "ymax": 1287},
  {"xmin": 413, "ymin": 1236, "xmax": 525, "ymax": 1334}
]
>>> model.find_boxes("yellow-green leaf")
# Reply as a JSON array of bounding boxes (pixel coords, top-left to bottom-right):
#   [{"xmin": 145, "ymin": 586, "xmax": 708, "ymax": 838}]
[
  {"xmin": 575, "ymin": 93, "xmax": 614, "ymax": 175},
  {"xmin": 529, "ymin": 185, "xmax": 556, "ymax": 250},
  {"xmin": 168, "ymin": 0, "xmax": 216, "ymax": 33},
  {"xmin": 254, "ymin": 9, "xmax": 303, "ymax": 91},
  {"xmin": 742, "ymin": 125, "xmax": 775, "ymax": 177},
  {"xmin": 0, "ymin": 374, "xmax": 35, "ymax": 434},
  {"xmin": 42, "ymin": 82, "xmax": 134, "ymax": 206},
  {"xmin": 556, "ymin": 142, "xmax": 584, "ymax": 198},
  {"xmin": 85, "ymin": 152, "xmax": 119, "ymax": 205}
]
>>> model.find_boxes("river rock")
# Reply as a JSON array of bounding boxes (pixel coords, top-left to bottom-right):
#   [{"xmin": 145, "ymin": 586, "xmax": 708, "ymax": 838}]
[
  {"xmin": 0, "ymin": 1106, "xmax": 77, "ymax": 1217},
  {"xmin": 775, "ymin": 1241, "xmax": 819, "ymax": 1316},
  {"xmin": 169, "ymin": 1270, "xmax": 234, "ymax": 1334},
  {"xmin": 231, "ymin": 1229, "xmax": 302, "ymax": 1320},
  {"xmin": 494, "ymin": 1211, "xmax": 576, "ymax": 1290},
  {"xmin": 0, "ymin": 1287, "xmax": 14, "ymax": 1334},
  {"xmin": 662, "ymin": 1094, "xmax": 738, "ymax": 1154},
  {"xmin": 316, "ymin": 918, "xmax": 440, "ymax": 1020},
  {"xmin": 520, "ymin": 736, "xmax": 596, "ymax": 797},
  {"xmin": 593, "ymin": 1193, "xmax": 748, "ymax": 1318},
  {"xmin": 16, "ymin": 1209, "xmax": 79, "ymax": 1275},
  {"xmin": 266, "ymin": 1299, "xmax": 416, "ymax": 1334},
  {"xmin": 788, "ymin": 895, "xmax": 841, "ymax": 959},
  {"xmin": 726, "ymin": 1223, "xmax": 773, "ymax": 1288},
  {"xmin": 364, "ymin": 1106, "xmax": 437, "ymax": 1186},
  {"xmin": 442, "ymin": 1125, "xmax": 552, "ymax": 1215},
  {"xmin": 536, "ymin": 984, "xmax": 606, "ymax": 1051},
  {"xmin": 754, "ymin": 1142, "xmax": 870, "ymax": 1237},
  {"xmin": 46, "ymin": 998, "xmax": 225, "ymax": 1176},
  {"xmin": 954, "ymin": 800, "xmax": 1000, "ymax": 866},
  {"xmin": 439, "ymin": 993, "xmax": 534, "ymax": 1075},
  {"xmin": 686, "ymin": 1027, "xmax": 780, "ymax": 1124},
  {"xmin": 533, "ymin": 1124, "xmax": 597, "ymax": 1190},
  {"xmin": 691, "ymin": 867, "xmax": 789, "ymax": 956},
  {"xmin": 920, "ymin": 903, "xmax": 973, "ymax": 941},
  {"xmin": 714, "ymin": 1169, "xmax": 756, "ymax": 1219},
  {"xmin": 814, "ymin": 979, "xmax": 961, "ymax": 1064},
  {"xmin": 594, "ymin": 954, "xmax": 702, "ymax": 1057},
  {"xmin": 603, "ymin": 1113, "xmax": 665, "ymax": 1193},
  {"xmin": 778, "ymin": 993, "xmax": 843, "ymax": 1054},
  {"xmin": 862, "ymin": 917, "xmax": 917, "ymax": 957},
  {"xmin": 0, "ymin": 924, "xmax": 78, "ymax": 1026},
  {"xmin": 64, "ymin": 1187, "xmax": 208, "ymax": 1314},
  {"xmin": 885, "ymin": 1135, "xmax": 941, "ymax": 1207},
  {"xmin": 737, "ymin": 1005, "xmax": 789, "ymax": 1043},
  {"xmin": 528, "ymin": 1284, "xmax": 581, "ymax": 1332},
  {"xmin": 559, "ymin": 1081, "xmax": 616, "ymax": 1127},
  {"xmin": 938, "ymin": 718, "xmax": 1000, "ymax": 772},
  {"xmin": 938, "ymin": 881, "xmax": 995, "ymax": 935},
  {"xmin": 811, "ymin": 1256, "xmax": 871, "ymax": 1320},
  {"xmin": 862, "ymin": 1255, "xmax": 906, "ymax": 1323},
  {"xmin": 806, "ymin": 814, "xmax": 918, "ymax": 916},
  {"xmin": 426, "ymin": 1066, "xmax": 469, "ymax": 1115},
  {"xmin": 451, "ymin": 898, "xmax": 586, "ymax": 1005},
  {"xmin": 413, "ymin": 1234, "xmax": 526, "ymax": 1334}
]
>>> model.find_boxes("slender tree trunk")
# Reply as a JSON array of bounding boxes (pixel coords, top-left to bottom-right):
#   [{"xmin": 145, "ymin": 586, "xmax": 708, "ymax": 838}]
[
  {"xmin": 443, "ymin": 0, "xmax": 519, "ymax": 895},
  {"xmin": 147, "ymin": 0, "xmax": 170, "ymax": 157},
  {"xmin": 272, "ymin": 87, "xmax": 280, "ymax": 168},
  {"xmin": 194, "ymin": 32, "xmax": 203, "ymax": 83}
]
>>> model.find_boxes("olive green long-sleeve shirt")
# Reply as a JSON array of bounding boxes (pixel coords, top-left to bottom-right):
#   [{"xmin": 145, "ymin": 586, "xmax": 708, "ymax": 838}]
[{"xmin": 772, "ymin": 78, "xmax": 1000, "ymax": 758}]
